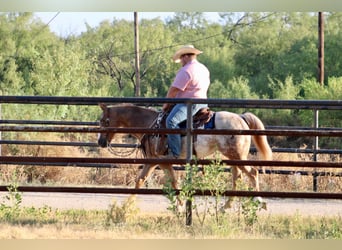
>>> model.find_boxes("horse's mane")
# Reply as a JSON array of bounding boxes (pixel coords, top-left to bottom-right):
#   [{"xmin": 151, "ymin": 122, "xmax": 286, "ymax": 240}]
[
  {"xmin": 106, "ymin": 103, "xmax": 135, "ymax": 108},
  {"xmin": 107, "ymin": 103, "xmax": 159, "ymax": 113}
]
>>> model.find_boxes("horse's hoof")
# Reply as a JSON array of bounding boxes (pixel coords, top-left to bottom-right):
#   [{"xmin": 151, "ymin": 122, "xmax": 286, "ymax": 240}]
[
  {"xmin": 175, "ymin": 199, "xmax": 185, "ymax": 213},
  {"xmin": 219, "ymin": 207, "xmax": 226, "ymax": 213},
  {"xmin": 223, "ymin": 198, "xmax": 233, "ymax": 210},
  {"xmin": 176, "ymin": 204, "xmax": 184, "ymax": 213},
  {"xmin": 260, "ymin": 201, "xmax": 267, "ymax": 210},
  {"xmin": 253, "ymin": 196, "xmax": 267, "ymax": 210}
]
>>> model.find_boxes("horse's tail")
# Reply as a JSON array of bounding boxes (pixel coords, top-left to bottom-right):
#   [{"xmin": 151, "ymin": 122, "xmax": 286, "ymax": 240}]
[{"xmin": 240, "ymin": 112, "xmax": 272, "ymax": 163}]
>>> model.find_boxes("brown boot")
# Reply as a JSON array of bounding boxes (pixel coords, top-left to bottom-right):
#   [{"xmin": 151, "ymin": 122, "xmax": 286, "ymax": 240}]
[{"xmin": 158, "ymin": 152, "xmax": 178, "ymax": 159}]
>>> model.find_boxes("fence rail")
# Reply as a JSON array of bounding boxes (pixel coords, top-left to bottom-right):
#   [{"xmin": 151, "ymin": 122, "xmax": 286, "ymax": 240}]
[
  {"xmin": 1, "ymin": 95, "xmax": 341, "ymax": 108},
  {"xmin": 1, "ymin": 185, "xmax": 342, "ymax": 200},
  {"xmin": 1, "ymin": 156, "xmax": 341, "ymax": 169}
]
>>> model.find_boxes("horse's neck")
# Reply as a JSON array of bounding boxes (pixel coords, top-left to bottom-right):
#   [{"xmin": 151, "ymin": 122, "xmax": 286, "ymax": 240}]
[
  {"xmin": 123, "ymin": 106, "xmax": 157, "ymax": 128},
  {"xmin": 119, "ymin": 106, "xmax": 156, "ymax": 141}
]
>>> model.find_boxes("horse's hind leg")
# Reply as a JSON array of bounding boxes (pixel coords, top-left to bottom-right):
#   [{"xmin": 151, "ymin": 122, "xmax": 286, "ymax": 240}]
[
  {"xmin": 239, "ymin": 165, "xmax": 267, "ymax": 209},
  {"xmin": 239, "ymin": 165, "xmax": 260, "ymax": 191},
  {"xmin": 223, "ymin": 166, "xmax": 241, "ymax": 209},
  {"xmin": 221, "ymin": 154, "xmax": 260, "ymax": 209}
]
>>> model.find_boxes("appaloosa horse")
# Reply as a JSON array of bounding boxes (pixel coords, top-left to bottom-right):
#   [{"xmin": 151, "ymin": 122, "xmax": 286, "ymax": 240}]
[{"xmin": 97, "ymin": 103, "xmax": 272, "ymax": 209}]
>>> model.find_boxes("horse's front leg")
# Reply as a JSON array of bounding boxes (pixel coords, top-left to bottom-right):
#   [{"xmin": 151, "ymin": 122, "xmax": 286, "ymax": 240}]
[
  {"xmin": 159, "ymin": 164, "xmax": 178, "ymax": 189},
  {"xmin": 135, "ymin": 164, "xmax": 157, "ymax": 189}
]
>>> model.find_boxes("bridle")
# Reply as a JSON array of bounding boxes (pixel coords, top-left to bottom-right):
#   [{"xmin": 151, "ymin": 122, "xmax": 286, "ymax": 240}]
[{"xmin": 99, "ymin": 107, "xmax": 139, "ymax": 157}]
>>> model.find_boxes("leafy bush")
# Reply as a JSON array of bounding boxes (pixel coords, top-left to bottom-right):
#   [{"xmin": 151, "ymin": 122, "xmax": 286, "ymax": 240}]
[
  {"xmin": 105, "ymin": 196, "xmax": 139, "ymax": 226},
  {"xmin": 164, "ymin": 157, "xmax": 263, "ymax": 228}
]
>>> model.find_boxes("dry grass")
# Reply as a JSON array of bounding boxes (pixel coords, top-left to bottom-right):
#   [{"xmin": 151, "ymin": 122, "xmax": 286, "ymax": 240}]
[
  {"xmin": 0, "ymin": 133, "xmax": 164, "ymax": 187},
  {"xmin": 260, "ymin": 149, "xmax": 342, "ymax": 193},
  {"xmin": 1, "ymin": 207, "xmax": 342, "ymax": 239},
  {"xmin": 0, "ymin": 223, "xmax": 140, "ymax": 239}
]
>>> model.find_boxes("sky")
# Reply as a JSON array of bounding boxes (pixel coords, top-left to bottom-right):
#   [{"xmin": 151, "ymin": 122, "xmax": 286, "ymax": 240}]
[{"xmin": 34, "ymin": 12, "xmax": 221, "ymax": 37}]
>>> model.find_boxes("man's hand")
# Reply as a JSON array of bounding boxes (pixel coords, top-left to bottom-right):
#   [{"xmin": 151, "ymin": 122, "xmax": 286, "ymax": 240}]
[
  {"xmin": 163, "ymin": 86, "xmax": 180, "ymax": 112},
  {"xmin": 162, "ymin": 103, "xmax": 171, "ymax": 112}
]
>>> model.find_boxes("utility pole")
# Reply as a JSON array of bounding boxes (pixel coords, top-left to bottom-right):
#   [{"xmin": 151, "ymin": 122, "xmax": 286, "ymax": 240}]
[
  {"xmin": 313, "ymin": 12, "xmax": 324, "ymax": 190},
  {"xmin": 318, "ymin": 12, "xmax": 324, "ymax": 85},
  {"xmin": 134, "ymin": 12, "xmax": 141, "ymax": 96}
]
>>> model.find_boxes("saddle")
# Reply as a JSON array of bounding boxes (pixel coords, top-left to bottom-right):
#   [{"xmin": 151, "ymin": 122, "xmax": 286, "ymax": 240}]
[
  {"xmin": 143, "ymin": 108, "xmax": 215, "ymax": 156},
  {"xmin": 181, "ymin": 107, "xmax": 214, "ymax": 129}
]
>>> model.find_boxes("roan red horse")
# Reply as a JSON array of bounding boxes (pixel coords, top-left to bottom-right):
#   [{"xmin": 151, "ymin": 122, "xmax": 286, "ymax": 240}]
[{"xmin": 97, "ymin": 103, "xmax": 272, "ymax": 209}]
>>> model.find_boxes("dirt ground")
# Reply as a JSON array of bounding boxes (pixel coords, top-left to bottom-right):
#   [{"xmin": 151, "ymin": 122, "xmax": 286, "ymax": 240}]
[{"xmin": 4, "ymin": 191, "xmax": 341, "ymax": 217}]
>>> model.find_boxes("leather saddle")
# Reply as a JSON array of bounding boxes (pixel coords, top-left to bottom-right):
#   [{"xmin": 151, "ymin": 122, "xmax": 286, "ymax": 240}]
[
  {"xmin": 157, "ymin": 107, "xmax": 215, "ymax": 131},
  {"xmin": 179, "ymin": 107, "xmax": 215, "ymax": 129},
  {"xmin": 143, "ymin": 108, "xmax": 215, "ymax": 156}
]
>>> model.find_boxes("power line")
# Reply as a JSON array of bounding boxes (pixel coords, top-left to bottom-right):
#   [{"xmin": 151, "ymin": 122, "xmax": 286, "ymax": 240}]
[
  {"xmin": 47, "ymin": 12, "xmax": 60, "ymax": 26},
  {"xmin": 98, "ymin": 13, "xmax": 277, "ymax": 59},
  {"xmin": 40, "ymin": 12, "xmax": 60, "ymax": 32},
  {"xmin": 104, "ymin": 32, "xmax": 225, "ymax": 59}
]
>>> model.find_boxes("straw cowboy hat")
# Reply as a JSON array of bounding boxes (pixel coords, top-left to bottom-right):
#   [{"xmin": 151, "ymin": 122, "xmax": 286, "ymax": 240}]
[{"xmin": 172, "ymin": 45, "xmax": 203, "ymax": 63}]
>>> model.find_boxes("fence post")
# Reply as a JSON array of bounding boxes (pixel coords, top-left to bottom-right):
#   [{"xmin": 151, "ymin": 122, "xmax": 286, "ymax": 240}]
[
  {"xmin": 185, "ymin": 101, "xmax": 193, "ymax": 226},
  {"xmin": 313, "ymin": 109, "xmax": 319, "ymax": 191},
  {"xmin": 0, "ymin": 103, "xmax": 1, "ymax": 156}
]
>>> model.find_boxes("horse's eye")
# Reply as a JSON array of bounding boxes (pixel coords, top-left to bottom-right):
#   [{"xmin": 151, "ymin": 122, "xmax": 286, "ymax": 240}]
[
  {"xmin": 105, "ymin": 118, "xmax": 110, "ymax": 127},
  {"xmin": 99, "ymin": 118, "xmax": 109, "ymax": 127}
]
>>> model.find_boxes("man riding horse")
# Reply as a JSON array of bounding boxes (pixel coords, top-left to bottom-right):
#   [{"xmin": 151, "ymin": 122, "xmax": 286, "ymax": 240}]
[
  {"xmin": 161, "ymin": 45, "xmax": 211, "ymax": 159},
  {"xmin": 97, "ymin": 45, "xmax": 272, "ymax": 210}
]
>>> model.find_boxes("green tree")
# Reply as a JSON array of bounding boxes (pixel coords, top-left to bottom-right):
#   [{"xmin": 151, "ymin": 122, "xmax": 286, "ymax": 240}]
[
  {"xmin": 231, "ymin": 13, "xmax": 317, "ymax": 97},
  {"xmin": 166, "ymin": 12, "xmax": 209, "ymax": 31},
  {"xmin": 79, "ymin": 18, "xmax": 176, "ymax": 97},
  {"xmin": 324, "ymin": 13, "xmax": 342, "ymax": 80},
  {"xmin": 0, "ymin": 13, "xmax": 26, "ymax": 95}
]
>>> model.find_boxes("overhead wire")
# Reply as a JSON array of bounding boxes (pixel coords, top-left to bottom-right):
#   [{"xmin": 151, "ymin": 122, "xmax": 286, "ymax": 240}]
[
  {"xmin": 106, "ymin": 32, "xmax": 225, "ymax": 59},
  {"xmin": 45, "ymin": 12, "xmax": 60, "ymax": 27},
  {"xmin": 36, "ymin": 12, "xmax": 61, "ymax": 34},
  {"xmin": 97, "ymin": 13, "xmax": 276, "ymax": 59}
]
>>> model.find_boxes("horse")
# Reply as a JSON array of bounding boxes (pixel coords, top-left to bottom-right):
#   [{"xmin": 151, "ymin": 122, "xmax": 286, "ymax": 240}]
[{"xmin": 97, "ymin": 103, "xmax": 272, "ymax": 209}]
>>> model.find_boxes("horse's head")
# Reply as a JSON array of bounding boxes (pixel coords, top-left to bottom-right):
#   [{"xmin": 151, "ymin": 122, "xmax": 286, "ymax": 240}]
[
  {"xmin": 97, "ymin": 103, "xmax": 115, "ymax": 148},
  {"xmin": 97, "ymin": 103, "xmax": 159, "ymax": 148}
]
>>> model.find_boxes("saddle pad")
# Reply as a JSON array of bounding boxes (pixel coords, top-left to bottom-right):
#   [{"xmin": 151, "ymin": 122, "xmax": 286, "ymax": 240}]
[
  {"xmin": 179, "ymin": 113, "xmax": 216, "ymax": 129},
  {"xmin": 204, "ymin": 113, "xmax": 215, "ymax": 129}
]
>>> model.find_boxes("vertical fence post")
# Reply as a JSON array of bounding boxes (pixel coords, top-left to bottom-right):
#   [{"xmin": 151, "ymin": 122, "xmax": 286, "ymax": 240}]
[
  {"xmin": 0, "ymin": 103, "xmax": 1, "ymax": 156},
  {"xmin": 313, "ymin": 109, "xmax": 319, "ymax": 191},
  {"xmin": 185, "ymin": 101, "xmax": 193, "ymax": 226}
]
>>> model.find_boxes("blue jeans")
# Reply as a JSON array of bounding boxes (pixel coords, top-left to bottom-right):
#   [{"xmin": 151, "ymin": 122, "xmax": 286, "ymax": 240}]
[{"xmin": 166, "ymin": 103, "xmax": 208, "ymax": 157}]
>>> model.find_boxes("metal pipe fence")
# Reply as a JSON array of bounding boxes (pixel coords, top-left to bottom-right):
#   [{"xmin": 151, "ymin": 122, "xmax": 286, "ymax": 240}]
[
  {"xmin": 1, "ymin": 96, "xmax": 341, "ymax": 178},
  {"xmin": 0, "ymin": 98, "xmax": 341, "ymax": 191},
  {"xmin": 0, "ymin": 96, "xmax": 341, "ymax": 225}
]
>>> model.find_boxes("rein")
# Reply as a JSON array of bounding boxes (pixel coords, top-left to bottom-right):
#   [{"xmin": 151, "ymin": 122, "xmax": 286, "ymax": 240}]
[
  {"xmin": 140, "ymin": 111, "xmax": 168, "ymax": 156},
  {"xmin": 106, "ymin": 142, "xmax": 140, "ymax": 157}
]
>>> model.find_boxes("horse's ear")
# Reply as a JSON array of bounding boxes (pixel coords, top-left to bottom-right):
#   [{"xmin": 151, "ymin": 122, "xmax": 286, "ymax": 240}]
[{"xmin": 99, "ymin": 103, "xmax": 107, "ymax": 110}]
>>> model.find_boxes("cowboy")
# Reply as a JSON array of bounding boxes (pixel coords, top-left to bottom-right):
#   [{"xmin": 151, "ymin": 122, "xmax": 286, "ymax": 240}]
[{"xmin": 161, "ymin": 44, "xmax": 211, "ymax": 159}]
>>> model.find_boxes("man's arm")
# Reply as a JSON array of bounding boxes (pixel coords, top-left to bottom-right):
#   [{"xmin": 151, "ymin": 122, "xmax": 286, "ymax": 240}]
[{"xmin": 162, "ymin": 86, "xmax": 180, "ymax": 112}]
